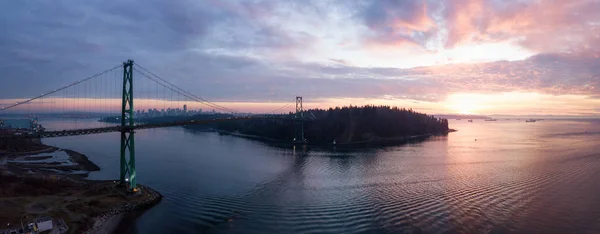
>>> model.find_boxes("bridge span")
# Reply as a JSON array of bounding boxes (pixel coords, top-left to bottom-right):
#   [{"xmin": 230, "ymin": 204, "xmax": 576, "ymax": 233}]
[{"xmin": 0, "ymin": 59, "xmax": 307, "ymax": 193}]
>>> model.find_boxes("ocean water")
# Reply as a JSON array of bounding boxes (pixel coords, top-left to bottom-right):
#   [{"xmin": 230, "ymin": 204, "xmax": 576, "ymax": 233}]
[
  {"xmin": 41, "ymin": 119, "xmax": 600, "ymax": 233},
  {"xmin": 0, "ymin": 118, "xmax": 32, "ymax": 129}
]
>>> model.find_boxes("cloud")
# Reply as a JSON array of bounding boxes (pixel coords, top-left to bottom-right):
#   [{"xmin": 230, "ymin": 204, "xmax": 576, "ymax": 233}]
[
  {"xmin": 0, "ymin": 0, "xmax": 598, "ymax": 114},
  {"xmin": 361, "ymin": 0, "xmax": 434, "ymax": 33},
  {"xmin": 354, "ymin": 0, "xmax": 437, "ymax": 49},
  {"xmin": 351, "ymin": 0, "xmax": 600, "ymax": 56},
  {"xmin": 420, "ymin": 53, "xmax": 599, "ymax": 96},
  {"xmin": 443, "ymin": 0, "xmax": 600, "ymax": 54},
  {"xmin": 328, "ymin": 59, "xmax": 352, "ymax": 66},
  {"xmin": 154, "ymin": 52, "xmax": 599, "ymax": 103},
  {"xmin": 0, "ymin": 0, "xmax": 313, "ymax": 98}
]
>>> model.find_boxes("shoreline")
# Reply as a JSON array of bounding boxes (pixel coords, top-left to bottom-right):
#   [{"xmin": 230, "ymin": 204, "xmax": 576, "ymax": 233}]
[
  {"xmin": 0, "ymin": 140, "xmax": 163, "ymax": 234},
  {"xmin": 64, "ymin": 149, "xmax": 101, "ymax": 171},
  {"xmin": 2, "ymin": 146, "xmax": 101, "ymax": 177},
  {"xmin": 91, "ymin": 213, "xmax": 125, "ymax": 234},
  {"xmin": 216, "ymin": 129, "xmax": 456, "ymax": 148},
  {"xmin": 83, "ymin": 184, "xmax": 163, "ymax": 234}
]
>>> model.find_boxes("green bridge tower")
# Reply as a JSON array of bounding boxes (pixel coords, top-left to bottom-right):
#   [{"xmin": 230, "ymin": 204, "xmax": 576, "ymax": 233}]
[
  {"xmin": 120, "ymin": 59, "xmax": 138, "ymax": 192},
  {"xmin": 294, "ymin": 96, "xmax": 305, "ymax": 143}
]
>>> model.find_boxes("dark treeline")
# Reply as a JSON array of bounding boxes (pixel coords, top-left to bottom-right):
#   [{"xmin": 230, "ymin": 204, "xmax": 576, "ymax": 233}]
[
  {"xmin": 100, "ymin": 106, "xmax": 449, "ymax": 144},
  {"xmin": 0, "ymin": 137, "xmax": 46, "ymax": 153},
  {"xmin": 100, "ymin": 114, "xmax": 232, "ymax": 128},
  {"xmin": 215, "ymin": 105, "xmax": 449, "ymax": 144}
]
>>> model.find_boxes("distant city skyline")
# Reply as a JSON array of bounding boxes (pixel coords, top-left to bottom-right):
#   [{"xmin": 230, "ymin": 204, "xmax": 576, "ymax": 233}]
[
  {"xmin": 135, "ymin": 106, "xmax": 204, "ymax": 118},
  {"xmin": 0, "ymin": 95, "xmax": 599, "ymax": 117}
]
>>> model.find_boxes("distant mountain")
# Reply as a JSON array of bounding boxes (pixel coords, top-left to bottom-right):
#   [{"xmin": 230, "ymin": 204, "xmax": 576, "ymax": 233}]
[
  {"xmin": 434, "ymin": 114, "xmax": 599, "ymax": 120},
  {"xmin": 433, "ymin": 114, "xmax": 490, "ymax": 119},
  {"xmin": 489, "ymin": 114, "xmax": 600, "ymax": 119}
]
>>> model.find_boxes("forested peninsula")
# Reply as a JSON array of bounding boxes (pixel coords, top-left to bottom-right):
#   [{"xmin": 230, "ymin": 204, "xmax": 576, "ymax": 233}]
[
  {"xmin": 101, "ymin": 105, "xmax": 451, "ymax": 145},
  {"xmin": 213, "ymin": 105, "xmax": 450, "ymax": 144}
]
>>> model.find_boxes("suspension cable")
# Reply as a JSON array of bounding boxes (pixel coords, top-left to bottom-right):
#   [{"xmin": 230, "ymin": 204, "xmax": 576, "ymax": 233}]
[
  {"xmin": 1, "ymin": 64, "xmax": 121, "ymax": 112},
  {"xmin": 133, "ymin": 67, "xmax": 238, "ymax": 113},
  {"xmin": 134, "ymin": 64, "xmax": 238, "ymax": 113}
]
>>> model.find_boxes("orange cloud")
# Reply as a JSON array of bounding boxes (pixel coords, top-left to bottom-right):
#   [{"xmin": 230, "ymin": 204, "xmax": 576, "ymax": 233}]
[
  {"xmin": 359, "ymin": 0, "xmax": 599, "ymax": 56},
  {"xmin": 444, "ymin": 0, "xmax": 600, "ymax": 55},
  {"xmin": 359, "ymin": 0, "xmax": 437, "ymax": 50}
]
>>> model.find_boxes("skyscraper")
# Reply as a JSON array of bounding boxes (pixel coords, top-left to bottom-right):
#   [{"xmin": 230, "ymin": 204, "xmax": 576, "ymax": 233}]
[{"xmin": 183, "ymin": 104, "xmax": 187, "ymax": 114}]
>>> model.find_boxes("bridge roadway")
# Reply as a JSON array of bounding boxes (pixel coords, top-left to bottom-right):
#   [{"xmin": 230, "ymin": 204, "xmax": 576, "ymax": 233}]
[{"xmin": 1, "ymin": 116, "xmax": 305, "ymax": 139}]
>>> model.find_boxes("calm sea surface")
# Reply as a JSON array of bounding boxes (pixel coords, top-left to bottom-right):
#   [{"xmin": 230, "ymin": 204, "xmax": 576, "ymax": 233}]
[{"xmin": 41, "ymin": 119, "xmax": 600, "ymax": 233}]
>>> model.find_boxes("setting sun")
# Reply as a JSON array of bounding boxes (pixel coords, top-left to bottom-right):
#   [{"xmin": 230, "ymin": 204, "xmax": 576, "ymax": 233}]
[
  {"xmin": 445, "ymin": 94, "xmax": 483, "ymax": 114},
  {"xmin": 453, "ymin": 103, "xmax": 477, "ymax": 114},
  {"xmin": 3, "ymin": 1, "xmax": 600, "ymax": 233}
]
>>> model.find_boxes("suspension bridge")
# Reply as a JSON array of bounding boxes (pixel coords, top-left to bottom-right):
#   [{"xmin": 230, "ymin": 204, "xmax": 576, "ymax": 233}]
[{"xmin": 0, "ymin": 60, "xmax": 310, "ymax": 193}]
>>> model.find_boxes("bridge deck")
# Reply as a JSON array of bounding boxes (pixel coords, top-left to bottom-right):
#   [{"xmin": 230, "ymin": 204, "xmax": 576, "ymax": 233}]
[{"xmin": 0, "ymin": 116, "xmax": 310, "ymax": 139}]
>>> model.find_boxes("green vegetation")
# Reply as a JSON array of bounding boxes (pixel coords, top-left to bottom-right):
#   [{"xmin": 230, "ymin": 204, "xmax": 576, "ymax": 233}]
[
  {"xmin": 102, "ymin": 105, "xmax": 449, "ymax": 145},
  {"xmin": 0, "ymin": 136, "xmax": 47, "ymax": 153},
  {"xmin": 100, "ymin": 114, "xmax": 231, "ymax": 127},
  {"xmin": 215, "ymin": 105, "xmax": 449, "ymax": 144}
]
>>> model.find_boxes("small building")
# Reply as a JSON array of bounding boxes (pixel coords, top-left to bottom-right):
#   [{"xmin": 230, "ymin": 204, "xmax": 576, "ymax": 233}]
[{"xmin": 35, "ymin": 217, "xmax": 53, "ymax": 232}]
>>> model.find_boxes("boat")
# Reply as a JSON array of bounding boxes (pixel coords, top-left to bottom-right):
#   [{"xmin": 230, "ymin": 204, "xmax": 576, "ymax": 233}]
[
  {"xmin": 525, "ymin": 119, "xmax": 536, "ymax": 122},
  {"xmin": 468, "ymin": 119, "xmax": 473, "ymax": 122},
  {"xmin": 484, "ymin": 119, "xmax": 497, "ymax": 121}
]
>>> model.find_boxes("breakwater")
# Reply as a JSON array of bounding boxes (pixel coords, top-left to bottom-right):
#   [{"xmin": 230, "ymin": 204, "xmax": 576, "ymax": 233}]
[{"xmin": 84, "ymin": 185, "xmax": 163, "ymax": 234}]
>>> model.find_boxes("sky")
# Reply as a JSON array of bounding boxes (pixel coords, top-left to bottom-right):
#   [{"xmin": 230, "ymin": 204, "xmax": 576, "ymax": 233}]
[{"xmin": 1, "ymin": 0, "xmax": 599, "ymax": 115}]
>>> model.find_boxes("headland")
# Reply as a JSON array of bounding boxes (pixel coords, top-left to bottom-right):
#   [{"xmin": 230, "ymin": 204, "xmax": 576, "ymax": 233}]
[{"xmin": 0, "ymin": 132, "xmax": 162, "ymax": 234}]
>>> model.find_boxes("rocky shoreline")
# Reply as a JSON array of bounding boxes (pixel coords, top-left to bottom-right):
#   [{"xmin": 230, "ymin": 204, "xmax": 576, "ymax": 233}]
[
  {"xmin": 84, "ymin": 185, "xmax": 163, "ymax": 234},
  {"xmin": 0, "ymin": 138, "xmax": 163, "ymax": 234}
]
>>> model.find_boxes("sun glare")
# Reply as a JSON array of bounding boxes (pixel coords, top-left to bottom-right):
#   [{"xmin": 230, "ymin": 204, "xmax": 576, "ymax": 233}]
[
  {"xmin": 445, "ymin": 94, "xmax": 483, "ymax": 114},
  {"xmin": 454, "ymin": 103, "xmax": 477, "ymax": 114}
]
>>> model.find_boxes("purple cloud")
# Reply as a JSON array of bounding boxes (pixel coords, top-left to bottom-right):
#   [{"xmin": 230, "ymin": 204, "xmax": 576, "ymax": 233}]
[{"xmin": 0, "ymin": 0, "xmax": 598, "ymax": 109}]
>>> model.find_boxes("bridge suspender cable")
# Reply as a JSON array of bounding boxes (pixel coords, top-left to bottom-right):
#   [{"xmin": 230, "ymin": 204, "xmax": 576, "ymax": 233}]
[
  {"xmin": 267, "ymin": 102, "xmax": 293, "ymax": 114},
  {"xmin": 133, "ymin": 68, "xmax": 237, "ymax": 114},
  {"xmin": 0, "ymin": 64, "xmax": 122, "ymax": 112},
  {"xmin": 133, "ymin": 64, "xmax": 239, "ymax": 114},
  {"xmin": 136, "ymin": 65, "xmax": 239, "ymax": 113}
]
